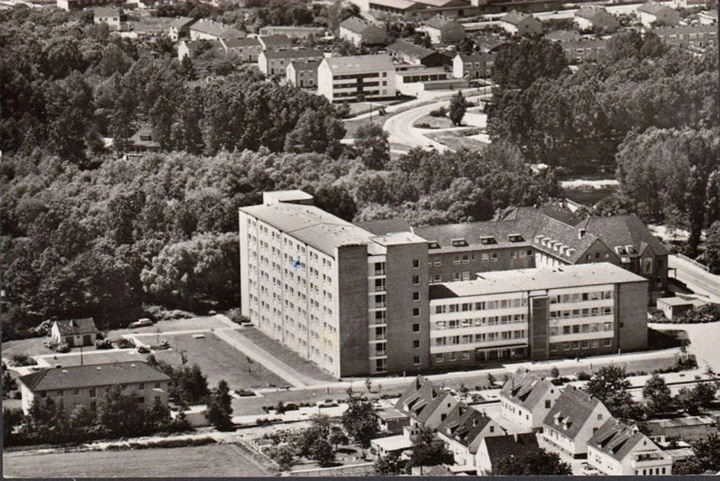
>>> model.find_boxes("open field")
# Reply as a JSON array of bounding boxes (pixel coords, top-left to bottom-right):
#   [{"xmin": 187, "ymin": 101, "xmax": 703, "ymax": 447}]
[
  {"xmin": 2, "ymin": 336, "xmax": 56, "ymax": 359},
  {"xmin": 3, "ymin": 443, "xmax": 274, "ymax": 478},
  {"xmin": 239, "ymin": 328, "xmax": 337, "ymax": 382},
  {"xmin": 150, "ymin": 331, "xmax": 287, "ymax": 390}
]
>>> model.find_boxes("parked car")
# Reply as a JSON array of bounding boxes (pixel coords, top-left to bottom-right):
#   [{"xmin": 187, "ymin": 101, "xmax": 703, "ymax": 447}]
[
  {"xmin": 130, "ymin": 318, "xmax": 153, "ymax": 328},
  {"xmin": 581, "ymin": 462, "xmax": 599, "ymax": 475}
]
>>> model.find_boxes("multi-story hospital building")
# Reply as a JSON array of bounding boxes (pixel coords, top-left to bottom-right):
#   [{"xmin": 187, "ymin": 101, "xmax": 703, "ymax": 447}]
[{"xmin": 239, "ymin": 191, "xmax": 655, "ymax": 377}]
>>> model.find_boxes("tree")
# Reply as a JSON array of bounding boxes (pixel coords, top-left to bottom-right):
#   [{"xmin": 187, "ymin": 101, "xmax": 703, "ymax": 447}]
[
  {"xmin": 705, "ymin": 221, "xmax": 720, "ymax": 274},
  {"xmin": 3, "ymin": 370, "xmax": 18, "ymax": 394},
  {"xmin": 275, "ymin": 445, "xmax": 296, "ymax": 470},
  {"xmin": 375, "ymin": 452, "xmax": 408, "ymax": 475},
  {"xmin": 354, "ymin": 123, "xmax": 390, "ymax": 170},
  {"xmin": 642, "ymin": 374, "xmax": 674, "ymax": 415},
  {"xmin": 3, "ymin": 407, "xmax": 24, "ymax": 444},
  {"xmin": 313, "ymin": 185, "xmax": 357, "ymax": 222},
  {"xmin": 494, "ymin": 449, "xmax": 572, "ymax": 475},
  {"xmin": 341, "ymin": 395, "xmax": 379, "ymax": 448},
  {"xmin": 409, "ymin": 427, "xmax": 453, "ymax": 468},
  {"xmin": 586, "ymin": 366, "xmax": 643, "ymax": 420},
  {"xmin": 449, "ymin": 91, "xmax": 467, "ymax": 126},
  {"xmin": 492, "ymin": 37, "xmax": 568, "ymax": 90},
  {"xmin": 297, "ymin": 414, "xmax": 332, "ymax": 456},
  {"xmin": 206, "ymin": 380, "xmax": 234, "ymax": 431},
  {"xmin": 675, "ymin": 433, "xmax": 720, "ymax": 474},
  {"xmin": 97, "ymin": 384, "xmax": 146, "ymax": 436},
  {"xmin": 310, "ymin": 437, "xmax": 335, "ymax": 467}
]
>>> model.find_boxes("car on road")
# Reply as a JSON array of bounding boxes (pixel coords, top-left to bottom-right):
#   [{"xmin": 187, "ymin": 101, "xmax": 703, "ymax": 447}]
[
  {"xmin": 130, "ymin": 318, "xmax": 153, "ymax": 328},
  {"xmin": 317, "ymin": 400, "xmax": 339, "ymax": 408},
  {"xmin": 581, "ymin": 462, "xmax": 600, "ymax": 475}
]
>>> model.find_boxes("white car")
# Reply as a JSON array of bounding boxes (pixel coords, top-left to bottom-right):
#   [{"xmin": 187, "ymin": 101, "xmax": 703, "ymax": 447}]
[
  {"xmin": 130, "ymin": 318, "xmax": 153, "ymax": 328},
  {"xmin": 581, "ymin": 462, "xmax": 600, "ymax": 476}
]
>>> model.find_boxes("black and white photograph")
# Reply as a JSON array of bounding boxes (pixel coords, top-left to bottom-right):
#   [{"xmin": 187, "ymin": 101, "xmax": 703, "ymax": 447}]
[{"xmin": 1, "ymin": 0, "xmax": 719, "ymax": 477}]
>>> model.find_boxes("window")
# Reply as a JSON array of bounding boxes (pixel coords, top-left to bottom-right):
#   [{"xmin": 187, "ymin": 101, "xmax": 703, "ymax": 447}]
[
  {"xmin": 412, "ymin": 292, "xmax": 420, "ymax": 301},
  {"xmin": 435, "ymin": 353, "xmax": 444, "ymax": 363},
  {"xmin": 412, "ymin": 275, "xmax": 420, "ymax": 285},
  {"xmin": 545, "ymin": 400, "xmax": 551, "ymax": 408},
  {"xmin": 74, "ymin": 389, "xmax": 80, "ymax": 395},
  {"xmin": 413, "ymin": 308, "xmax": 420, "ymax": 317},
  {"xmin": 413, "ymin": 355, "xmax": 421, "ymax": 365},
  {"xmin": 413, "ymin": 323, "xmax": 420, "ymax": 332},
  {"xmin": 90, "ymin": 400, "xmax": 97, "ymax": 411},
  {"xmin": 89, "ymin": 388, "xmax": 96, "ymax": 398},
  {"xmin": 413, "ymin": 340, "xmax": 420, "ymax": 348},
  {"xmin": 449, "ymin": 352, "xmax": 457, "ymax": 361},
  {"xmin": 138, "ymin": 383, "xmax": 144, "ymax": 390},
  {"xmin": 412, "ymin": 259, "xmax": 420, "ymax": 268}
]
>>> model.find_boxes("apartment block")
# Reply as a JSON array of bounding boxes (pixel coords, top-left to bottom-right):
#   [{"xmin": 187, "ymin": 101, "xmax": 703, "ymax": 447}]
[
  {"xmin": 317, "ymin": 55, "xmax": 396, "ymax": 103},
  {"xmin": 427, "ymin": 264, "xmax": 648, "ymax": 368}
]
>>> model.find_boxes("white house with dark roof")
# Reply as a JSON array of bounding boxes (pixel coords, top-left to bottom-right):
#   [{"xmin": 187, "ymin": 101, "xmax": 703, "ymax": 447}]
[
  {"xmin": 587, "ymin": 419, "xmax": 672, "ymax": 475},
  {"xmin": 476, "ymin": 433, "xmax": 541, "ymax": 475},
  {"xmin": 93, "ymin": 6, "xmax": 127, "ymax": 31},
  {"xmin": 18, "ymin": 362, "xmax": 171, "ymax": 414},
  {"xmin": 395, "ymin": 376, "xmax": 459, "ymax": 432},
  {"xmin": 339, "ymin": 17, "xmax": 388, "ymax": 47},
  {"xmin": 452, "ymin": 52, "xmax": 495, "ymax": 79},
  {"xmin": 542, "ymin": 387, "xmax": 612, "ymax": 458},
  {"xmin": 317, "ymin": 54, "xmax": 396, "ymax": 102},
  {"xmin": 436, "ymin": 403, "xmax": 505, "ymax": 469},
  {"xmin": 500, "ymin": 369, "xmax": 562, "ymax": 431},
  {"xmin": 50, "ymin": 318, "xmax": 100, "ymax": 347},
  {"xmin": 168, "ymin": 16, "xmax": 196, "ymax": 42},
  {"xmin": 221, "ymin": 37, "xmax": 262, "ymax": 62},
  {"xmin": 258, "ymin": 48, "xmax": 324, "ymax": 77},
  {"xmin": 637, "ymin": 3, "xmax": 680, "ymax": 27},
  {"xmin": 417, "ymin": 14, "xmax": 466, "ymax": 44},
  {"xmin": 287, "ymin": 59, "xmax": 322, "ymax": 89},
  {"xmin": 499, "ymin": 11, "xmax": 542, "ymax": 36},
  {"xmin": 574, "ymin": 6, "xmax": 618, "ymax": 33}
]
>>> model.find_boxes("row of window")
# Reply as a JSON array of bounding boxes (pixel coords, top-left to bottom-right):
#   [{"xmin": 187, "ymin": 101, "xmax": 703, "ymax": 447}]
[
  {"xmin": 549, "ymin": 338, "xmax": 613, "ymax": 351},
  {"xmin": 549, "ymin": 322, "xmax": 613, "ymax": 336},
  {"xmin": 550, "ymin": 307, "xmax": 613, "ymax": 319},
  {"xmin": 434, "ymin": 329, "xmax": 527, "ymax": 346},
  {"xmin": 434, "ymin": 298, "xmax": 527, "ymax": 314},
  {"xmin": 39, "ymin": 383, "xmax": 162, "ymax": 399},
  {"xmin": 550, "ymin": 291, "xmax": 613, "ymax": 304},
  {"xmin": 434, "ymin": 346, "xmax": 526, "ymax": 363},
  {"xmin": 434, "ymin": 314, "xmax": 526, "ymax": 330}
]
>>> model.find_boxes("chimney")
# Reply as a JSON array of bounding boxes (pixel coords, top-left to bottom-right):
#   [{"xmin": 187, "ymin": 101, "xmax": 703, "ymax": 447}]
[
  {"xmin": 578, "ymin": 228, "xmax": 586, "ymax": 239},
  {"xmin": 514, "ymin": 433, "xmax": 518, "ymax": 442}
]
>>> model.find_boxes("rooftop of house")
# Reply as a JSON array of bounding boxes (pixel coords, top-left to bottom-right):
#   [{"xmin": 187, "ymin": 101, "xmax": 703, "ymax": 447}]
[
  {"xmin": 376, "ymin": 407, "xmax": 409, "ymax": 420},
  {"xmin": 369, "ymin": 0, "xmax": 428, "ymax": 11},
  {"xmin": 239, "ymin": 202, "xmax": 384, "ymax": 257},
  {"xmin": 19, "ymin": 362, "xmax": 171, "ymax": 392},
  {"xmin": 396, "ymin": 376, "xmax": 454, "ymax": 424},
  {"xmin": 396, "ymin": 65, "xmax": 448, "ymax": 77},
  {"xmin": 577, "ymin": 214, "xmax": 669, "ymax": 257},
  {"xmin": 371, "ymin": 434, "xmax": 415, "ymax": 451},
  {"xmin": 386, "ymin": 39, "xmax": 436, "ymax": 58},
  {"xmin": 53, "ymin": 318, "xmax": 98, "ymax": 336},
  {"xmin": 455, "ymin": 51, "xmax": 496, "ymax": 62},
  {"xmin": 222, "ymin": 37, "xmax": 261, "ymax": 49},
  {"xmin": 638, "ymin": 2, "xmax": 676, "ymax": 15},
  {"xmin": 501, "ymin": 10, "xmax": 537, "ymax": 25},
  {"xmin": 322, "ymin": 54, "xmax": 395, "ymax": 75},
  {"xmin": 543, "ymin": 387, "xmax": 608, "ymax": 439},
  {"xmin": 653, "ymin": 24, "xmax": 718, "ymax": 34},
  {"xmin": 483, "ymin": 433, "xmax": 540, "ymax": 465},
  {"xmin": 500, "ymin": 369, "xmax": 556, "ymax": 411},
  {"xmin": 220, "ymin": 26, "xmax": 245, "ymax": 39},
  {"xmin": 258, "ymin": 35, "xmax": 293, "ymax": 48},
  {"xmin": 355, "ymin": 218, "xmax": 413, "ymax": 236},
  {"xmin": 656, "ymin": 296, "xmax": 705, "ymax": 307},
  {"xmin": 340, "ymin": 16, "xmax": 375, "ymax": 34},
  {"xmin": 260, "ymin": 26, "xmax": 325, "ymax": 34},
  {"xmin": 262, "ymin": 48, "xmax": 324, "ymax": 60},
  {"xmin": 414, "ymin": 219, "xmax": 532, "ymax": 254},
  {"xmin": 415, "ymin": 0, "xmax": 470, "ymax": 7},
  {"xmin": 472, "ymin": 35, "xmax": 507, "ymax": 52},
  {"xmin": 437, "ymin": 404, "xmax": 496, "ymax": 451},
  {"xmin": 561, "ymin": 38, "xmax": 609, "ymax": 49},
  {"xmin": 168, "ymin": 16, "xmax": 195, "ymax": 29},
  {"xmin": 430, "ymin": 263, "xmax": 647, "ymax": 299},
  {"xmin": 424, "ymin": 14, "xmax": 460, "ymax": 29},
  {"xmin": 575, "ymin": 6, "xmax": 612, "ymax": 20},
  {"xmin": 190, "ymin": 19, "xmax": 227, "ymax": 37},
  {"xmin": 545, "ymin": 30, "xmax": 581, "ymax": 42},
  {"xmin": 645, "ymin": 416, "xmax": 716, "ymax": 432},
  {"xmin": 588, "ymin": 419, "xmax": 658, "ymax": 461},
  {"xmin": 93, "ymin": 6, "xmax": 121, "ymax": 18},
  {"xmin": 288, "ymin": 58, "xmax": 322, "ymax": 72}
]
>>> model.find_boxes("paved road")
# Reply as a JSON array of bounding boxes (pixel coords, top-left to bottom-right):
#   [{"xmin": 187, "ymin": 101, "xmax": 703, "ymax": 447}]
[{"xmin": 669, "ymin": 254, "xmax": 720, "ymax": 303}]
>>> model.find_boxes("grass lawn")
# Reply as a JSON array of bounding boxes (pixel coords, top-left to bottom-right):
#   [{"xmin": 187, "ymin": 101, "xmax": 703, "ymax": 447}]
[
  {"xmin": 150, "ymin": 332, "xmax": 286, "ymax": 391},
  {"xmin": 413, "ymin": 115, "xmax": 452, "ymax": 129},
  {"xmin": 2, "ymin": 336, "xmax": 55, "ymax": 359},
  {"xmin": 240, "ymin": 328, "xmax": 337, "ymax": 382},
  {"xmin": 3, "ymin": 443, "xmax": 274, "ymax": 478},
  {"xmin": 426, "ymin": 131, "xmax": 488, "ymax": 151}
]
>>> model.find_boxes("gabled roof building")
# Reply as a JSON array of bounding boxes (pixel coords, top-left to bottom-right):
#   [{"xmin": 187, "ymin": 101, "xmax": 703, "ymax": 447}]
[
  {"xmin": 588, "ymin": 419, "xmax": 673, "ymax": 475},
  {"xmin": 500, "ymin": 369, "xmax": 561, "ymax": 430},
  {"xmin": 436, "ymin": 404, "xmax": 505, "ymax": 469},
  {"xmin": 476, "ymin": 433, "xmax": 541, "ymax": 475},
  {"xmin": 50, "ymin": 318, "xmax": 100, "ymax": 347},
  {"xmin": 339, "ymin": 17, "xmax": 388, "ymax": 47}
]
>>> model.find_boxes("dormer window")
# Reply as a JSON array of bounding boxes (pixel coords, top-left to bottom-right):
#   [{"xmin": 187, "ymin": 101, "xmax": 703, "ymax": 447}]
[
  {"xmin": 614, "ymin": 246, "xmax": 626, "ymax": 255},
  {"xmin": 480, "ymin": 236, "xmax": 497, "ymax": 245},
  {"xmin": 429, "ymin": 241, "xmax": 440, "ymax": 249},
  {"xmin": 625, "ymin": 245, "xmax": 637, "ymax": 255},
  {"xmin": 508, "ymin": 234, "xmax": 524, "ymax": 243},
  {"xmin": 451, "ymin": 238, "xmax": 468, "ymax": 247}
]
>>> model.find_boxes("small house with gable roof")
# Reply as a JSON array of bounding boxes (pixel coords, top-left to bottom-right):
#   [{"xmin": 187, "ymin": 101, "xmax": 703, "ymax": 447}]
[
  {"xmin": 500, "ymin": 369, "xmax": 562, "ymax": 431},
  {"xmin": 50, "ymin": 318, "xmax": 99, "ymax": 347}
]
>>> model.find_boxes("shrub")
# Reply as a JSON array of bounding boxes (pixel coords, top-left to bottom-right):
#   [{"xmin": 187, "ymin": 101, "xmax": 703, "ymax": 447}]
[
  {"xmin": 676, "ymin": 305, "xmax": 720, "ymax": 324},
  {"xmin": 415, "ymin": 122, "xmax": 431, "ymax": 128},
  {"xmin": 95, "ymin": 339, "xmax": 112, "ymax": 350},
  {"xmin": 11, "ymin": 353, "xmax": 37, "ymax": 366},
  {"xmin": 429, "ymin": 106, "xmax": 447, "ymax": 117},
  {"xmin": 577, "ymin": 371, "xmax": 591, "ymax": 381},
  {"xmin": 137, "ymin": 346, "xmax": 150, "ymax": 354},
  {"xmin": 115, "ymin": 338, "xmax": 135, "ymax": 349}
]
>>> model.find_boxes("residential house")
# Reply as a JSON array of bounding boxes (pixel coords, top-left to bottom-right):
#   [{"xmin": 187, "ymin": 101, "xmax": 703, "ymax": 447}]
[
  {"xmin": 18, "ymin": 362, "xmax": 171, "ymax": 415},
  {"xmin": 286, "ymin": 59, "xmax": 322, "ymax": 89},
  {"xmin": 369, "ymin": 0, "xmax": 429, "ymax": 19},
  {"xmin": 587, "ymin": 419, "xmax": 673, "ymax": 475},
  {"xmin": 58, "ymin": 0, "xmax": 113, "ymax": 11},
  {"xmin": 258, "ymin": 48, "xmax": 324, "ymax": 77},
  {"xmin": 371, "ymin": 434, "xmax": 415, "ymax": 457},
  {"xmin": 339, "ymin": 17, "xmax": 388, "ymax": 47},
  {"xmin": 476, "ymin": 433, "xmax": 541, "ymax": 475},
  {"xmin": 472, "ymin": 34, "xmax": 508, "ymax": 53},
  {"xmin": 189, "ymin": 19, "xmax": 227, "ymax": 41},
  {"xmin": 128, "ymin": 124, "xmax": 161, "ymax": 153},
  {"xmin": 499, "ymin": 11, "xmax": 542, "ymax": 36},
  {"xmin": 168, "ymin": 16, "xmax": 195, "ymax": 42},
  {"xmin": 178, "ymin": 39, "xmax": 212, "ymax": 61},
  {"xmin": 698, "ymin": 9, "xmax": 717, "ymax": 25},
  {"xmin": 645, "ymin": 416, "xmax": 718, "ymax": 444},
  {"xmin": 317, "ymin": 54, "xmax": 396, "ymax": 102},
  {"xmin": 376, "ymin": 407, "xmax": 410, "ymax": 434},
  {"xmin": 560, "ymin": 38, "xmax": 609, "ymax": 63},
  {"xmin": 395, "ymin": 65, "xmax": 459, "ymax": 97},
  {"xmin": 258, "ymin": 35, "xmax": 293, "ymax": 51},
  {"xmin": 574, "ymin": 6, "xmax": 619, "ymax": 33},
  {"xmin": 220, "ymin": 37, "xmax": 262, "ymax": 63},
  {"xmin": 542, "ymin": 387, "xmax": 613, "ymax": 458},
  {"xmin": 452, "ymin": 52, "xmax": 495, "ymax": 79},
  {"xmin": 418, "ymin": 14, "xmax": 466, "ymax": 44},
  {"xmin": 637, "ymin": 3, "xmax": 680, "ymax": 27},
  {"xmin": 436, "ymin": 404, "xmax": 505, "ymax": 470},
  {"xmin": 395, "ymin": 376, "xmax": 460, "ymax": 432},
  {"xmin": 653, "ymin": 24, "xmax": 718, "ymax": 50},
  {"xmin": 50, "ymin": 318, "xmax": 99, "ymax": 347},
  {"xmin": 385, "ymin": 40, "xmax": 452, "ymax": 67},
  {"xmin": 93, "ymin": 7, "xmax": 127, "ymax": 32},
  {"xmin": 259, "ymin": 26, "xmax": 325, "ymax": 39},
  {"xmin": 414, "ymin": 0, "xmax": 473, "ymax": 18},
  {"xmin": 500, "ymin": 369, "xmax": 562, "ymax": 431}
]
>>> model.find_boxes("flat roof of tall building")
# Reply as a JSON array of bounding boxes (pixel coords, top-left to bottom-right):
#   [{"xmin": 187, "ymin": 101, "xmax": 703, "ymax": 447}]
[
  {"xmin": 430, "ymin": 263, "xmax": 647, "ymax": 299},
  {"xmin": 322, "ymin": 54, "xmax": 395, "ymax": 75},
  {"xmin": 240, "ymin": 202, "xmax": 383, "ymax": 256}
]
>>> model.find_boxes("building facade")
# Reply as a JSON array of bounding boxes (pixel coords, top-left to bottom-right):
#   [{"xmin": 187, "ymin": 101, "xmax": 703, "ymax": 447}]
[
  {"xmin": 499, "ymin": 11, "xmax": 543, "ymax": 36},
  {"xmin": 452, "ymin": 52, "xmax": 495, "ymax": 79},
  {"xmin": 287, "ymin": 59, "xmax": 321, "ymax": 89},
  {"xmin": 417, "ymin": 15, "xmax": 466, "ymax": 44},
  {"xmin": 50, "ymin": 318, "xmax": 99, "ymax": 347},
  {"xmin": 18, "ymin": 362, "xmax": 170, "ymax": 415},
  {"xmin": 339, "ymin": 17, "xmax": 388, "ymax": 47},
  {"xmin": 653, "ymin": 25, "xmax": 718, "ymax": 50},
  {"xmin": 500, "ymin": 370, "xmax": 562, "ymax": 431},
  {"xmin": 317, "ymin": 54, "xmax": 396, "ymax": 103},
  {"xmin": 258, "ymin": 48, "xmax": 324, "ymax": 77},
  {"xmin": 259, "ymin": 26, "xmax": 325, "ymax": 39}
]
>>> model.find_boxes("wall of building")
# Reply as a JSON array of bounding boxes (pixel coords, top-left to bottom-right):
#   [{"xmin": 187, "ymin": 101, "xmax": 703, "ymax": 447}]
[
  {"xmin": 336, "ymin": 245, "xmax": 370, "ymax": 377},
  {"xmin": 616, "ymin": 280, "xmax": 649, "ymax": 352},
  {"xmin": 427, "ymin": 246, "xmax": 534, "ymax": 284}
]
